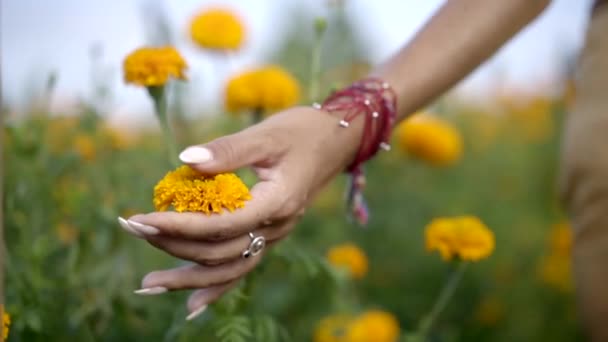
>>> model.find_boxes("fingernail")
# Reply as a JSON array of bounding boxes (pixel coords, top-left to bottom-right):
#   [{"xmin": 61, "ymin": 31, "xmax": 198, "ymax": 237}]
[
  {"xmin": 186, "ymin": 305, "xmax": 207, "ymax": 321},
  {"xmin": 134, "ymin": 286, "xmax": 168, "ymax": 295},
  {"xmin": 118, "ymin": 217, "xmax": 144, "ymax": 238},
  {"xmin": 127, "ymin": 220, "xmax": 160, "ymax": 235},
  {"xmin": 179, "ymin": 146, "xmax": 212, "ymax": 164}
]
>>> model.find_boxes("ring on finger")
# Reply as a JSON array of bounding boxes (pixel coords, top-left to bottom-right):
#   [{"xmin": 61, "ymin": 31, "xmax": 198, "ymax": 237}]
[{"xmin": 242, "ymin": 232, "xmax": 266, "ymax": 259}]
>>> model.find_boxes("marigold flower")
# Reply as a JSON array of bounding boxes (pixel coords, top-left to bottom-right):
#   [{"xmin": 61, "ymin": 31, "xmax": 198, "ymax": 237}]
[
  {"xmin": 1, "ymin": 305, "xmax": 10, "ymax": 342},
  {"xmin": 395, "ymin": 113, "xmax": 463, "ymax": 166},
  {"xmin": 537, "ymin": 222, "xmax": 573, "ymax": 292},
  {"xmin": 74, "ymin": 133, "xmax": 96, "ymax": 162},
  {"xmin": 344, "ymin": 310, "xmax": 400, "ymax": 342},
  {"xmin": 153, "ymin": 165, "xmax": 251, "ymax": 214},
  {"xmin": 538, "ymin": 253, "xmax": 572, "ymax": 292},
  {"xmin": 190, "ymin": 8, "xmax": 245, "ymax": 51},
  {"xmin": 326, "ymin": 243, "xmax": 368, "ymax": 279},
  {"xmin": 225, "ymin": 66, "xmax": 300, "ymax": 114},
  {"xmin": 313, "ymin": 314, "xmax": 352, "ymax": 342},
  {"xmin": 123, "ymin": 46, "xmax": 187, "ymax": 87},
  {"xmin": 425, "ymin": 216, "xmax": 495, "ymax": 262},
  {"xmin": 549, "ymin": 222, "xmax": 572, "ymax": 257}
]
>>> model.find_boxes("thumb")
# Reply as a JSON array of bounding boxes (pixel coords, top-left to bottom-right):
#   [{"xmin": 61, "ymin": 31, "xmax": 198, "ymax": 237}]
[{"xmin": 178, "ymin": 130, "xmax": 277, "ymax": 174}]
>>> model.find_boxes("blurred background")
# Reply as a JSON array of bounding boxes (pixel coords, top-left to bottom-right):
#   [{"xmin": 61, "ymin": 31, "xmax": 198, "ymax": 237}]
[{"xmin": 1, "ymin": 0, "xmax": 594, "ymax": 341}]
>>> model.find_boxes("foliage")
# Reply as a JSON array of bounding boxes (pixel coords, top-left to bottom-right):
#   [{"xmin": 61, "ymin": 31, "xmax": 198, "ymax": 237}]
[{"xmin": 3, "ymin": 3, "xmax": 581, "ymax": 341}]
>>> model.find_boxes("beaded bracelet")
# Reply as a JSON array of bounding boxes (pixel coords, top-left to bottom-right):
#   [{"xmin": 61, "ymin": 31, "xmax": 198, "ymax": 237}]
[{"xmin": 313, "ymin": 78, "xmax": 397, "ymax": 225}]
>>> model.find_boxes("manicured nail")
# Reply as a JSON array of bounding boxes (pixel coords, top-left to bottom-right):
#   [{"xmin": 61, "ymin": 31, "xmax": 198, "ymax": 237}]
[
  {"xmin": 186, "ymin": 305, "xmax": 207, "ymax": 321},
  {"xmin": 127, "ymin": 220, "xmax": 160, "ymax": 235},
  {"xmin": 118, "ymin": 217, "xmax": 144, "ymax": 237},
  {"xmin": 179, "ymin": 146, "xmax": 212, "ymax": 164},
  {"xmin": 134, "ymin": 286, "xmax": 168, "ymax": 295}
]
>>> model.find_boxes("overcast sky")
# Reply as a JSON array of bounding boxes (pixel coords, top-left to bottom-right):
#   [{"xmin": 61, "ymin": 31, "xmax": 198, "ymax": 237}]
[{"xmin": 1, "ymin": 0, "xmax": 593, "ymax": 121}]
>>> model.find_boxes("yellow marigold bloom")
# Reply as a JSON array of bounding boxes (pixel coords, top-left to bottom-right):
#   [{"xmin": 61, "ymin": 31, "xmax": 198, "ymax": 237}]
[
  {"xmin": 395, "ymin": 113, "xmax": 463, "ymax": 166},
  {"xmin": 74, "ymin": 133, "xmax": 96, "ymax": 161},
  {"xmin": 313, "ymin": 314, "xmax": 352, "ymax": 342},
  {"xmin": 537, "ymin": 222, "xmax": 573, "ymax": 292},
  {"xmin": 225, "ymin": 66, "xmax": 300, "ymax": 114},
  {"xmin": 123, "ymin": 46, "xmax": 187, "ymax": 87},
  {"xmin": 153, "ymin": 165, "xmax": 251, "ymax": 214},
  {"xmin": 344, "ymin": 310, "xmax": 400, "ymax": 342},
  {"xmin": 425, "ymin": 216, "xmax": 495, "ymax": 262},
  {"xmin": 549, "ymin": 222, "xmax": 572, "ymax": 257},
  {"xmin": 1, "ymin": 305, "xmax": 10, "ymax": 342},
  {"xmin": 326, "ymin": 243, "xmax": 369, "ymax": 279},
  {"xmin": 190, "ymin": 8, "xmax": 245, "ymax": 51},
  {"xmin": 538, "ymin": 252, "xmax": 572, "ymax": 292}
]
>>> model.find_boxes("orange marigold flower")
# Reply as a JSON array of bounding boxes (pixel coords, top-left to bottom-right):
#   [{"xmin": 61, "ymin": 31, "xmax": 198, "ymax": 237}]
[
  {"xmin": 1, "ymin": 305, "xmax": 10, "ymax": 342},
  {"xmin": 313, "ymin": 314, "xmax": 352, "ymax": 342},
  {"xmin": 123, "ymin": 46, "xmax": 187, "ymax": 87},
  {"xmin": 225, "ymin": 65, "xmax": 300, "ymax": 114},
  {"xmin": 190, "ymin": 8, "xmax": 245, "ymax": 51},
  {"xmin": 344, "ymin": 310, "xmax": 400, "ymax": 342},
  {"xmin": 326, "ymin": 243, "xmax": 369, "ymax": 279},
  {"xmin": 549, "ymin": 222, "xmax": 572, "ymax": 257},
  {"xmin": 395, "ymin": 113, "xmax": 463, "ymax": 166},
  {"xmin": 74, "ymin": 133, "xmax": 96, "ymax": 162},
  {"xmin": 537, "ymin": 252, "xmax": 572, "ymax": 292},
  {"xmin": 537, "ymin": 222, "xmax": 573, "ymax": 292},
  {"xmin": 153, "ymin": 165, "xmax": 251, "ymax": 214},
  {"xmin": 425, "ymin": 216, "xmax": 495, "ymax": 262}
]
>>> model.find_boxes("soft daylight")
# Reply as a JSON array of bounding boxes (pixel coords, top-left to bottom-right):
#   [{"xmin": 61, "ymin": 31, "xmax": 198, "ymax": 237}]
[{"xmin": 2, "ymin": 0, "xmax": 604, "ymax": 341}]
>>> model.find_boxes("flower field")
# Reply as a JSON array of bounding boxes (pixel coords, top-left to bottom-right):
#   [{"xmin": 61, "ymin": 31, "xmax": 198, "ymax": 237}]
[{"xmin": 3, "ymin": 4, "xmax": 581, "ymax": 342}]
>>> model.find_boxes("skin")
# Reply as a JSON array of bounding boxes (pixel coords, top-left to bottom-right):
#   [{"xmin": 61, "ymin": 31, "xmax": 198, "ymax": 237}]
[{"xmin": 119, "ymin": 0, "xmax": 551, "ymax": 320}]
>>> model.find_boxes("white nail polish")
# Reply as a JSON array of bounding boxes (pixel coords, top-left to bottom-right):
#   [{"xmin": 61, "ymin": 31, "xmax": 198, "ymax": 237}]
[
  {"xmin": 179, "ymin": 146, "xmax": 212, "ymax": 164},
  {"xmin": 118, "ymin": 217, "xmax": 144, "ymax": 237},
  {"xmin": 186, "ymin": 305, "xmax": 208, "ymax": 321},
  {"xmin": 127, "ymin": 220, "xmax": 160, "ymax": 235},
  {"xmin": 134, "ymin": 286, "xmax": 168, "ymax": 295}
]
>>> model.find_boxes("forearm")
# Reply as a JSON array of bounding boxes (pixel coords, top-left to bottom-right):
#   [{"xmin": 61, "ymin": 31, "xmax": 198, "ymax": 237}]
[{"xmin": 372, "ymin": 0, "xmax": 551, "ymax": 121}]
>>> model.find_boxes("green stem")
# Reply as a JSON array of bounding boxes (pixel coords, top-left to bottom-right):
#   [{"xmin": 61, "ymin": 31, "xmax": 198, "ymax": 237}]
[
  {"xmin": 148, "ymin": 86, "xmax": 179, "ymax": 167},
  {"xmin": 309, "ymin": 41, "xmax": 322, "ymax": 103},
  {"xmin": 309, "ymin": 18, "xmax": 326, "ymax": 103},
  {"xmin": 417, "ymin": 262, "xmax": 468, "ymax": 340},
  {"xmin": 252, "ymin": 108, "xmax": 264, "ymax": 125}
]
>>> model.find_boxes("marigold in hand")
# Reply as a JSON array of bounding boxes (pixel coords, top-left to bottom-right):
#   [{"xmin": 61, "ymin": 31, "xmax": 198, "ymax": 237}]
[
  {"xmin": 153, "ymin": 165, "xmax": 251, "ymax": 214},
  {"xmin": 425, "ymin": 216, "xmax": 495, "ymax": 262},
  {"xmin": 395, "ymin": 113, "xmax": 463, "ymax": 166},
  {"xmin": 190, "ymin": 8, "xmax": 245, "ymax": 51},
  {"xmin": 225, "ymin": 66, "xmax": 300, "ymax": 114},
  {"xmin": 344, "ymin": 310, "xmax": 400, "ymax": 342},
  {"xmin": 123, "ymin": 46, "xmax": 187, "ymax": 87},
  {"xmin": 326, "ymin": 243, "xmax": 368, "ymax": 279}
]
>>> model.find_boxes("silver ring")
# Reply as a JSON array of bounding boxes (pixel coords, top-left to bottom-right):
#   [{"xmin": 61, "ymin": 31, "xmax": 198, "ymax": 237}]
[{"xmin": 242, "ymin": 232, "xmax": 266, "ymax": 258}]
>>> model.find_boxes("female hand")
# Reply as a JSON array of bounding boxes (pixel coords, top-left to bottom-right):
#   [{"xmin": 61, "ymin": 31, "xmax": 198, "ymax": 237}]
[{"xmin": 118, "ymin": 106, "xmax": 363, "ymax": 319}]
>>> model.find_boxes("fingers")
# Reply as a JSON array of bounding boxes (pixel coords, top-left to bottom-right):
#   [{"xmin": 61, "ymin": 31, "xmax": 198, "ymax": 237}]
[
  {"xmin": 145, "ymin": 219, "xmax": 296, "ymax": 266},
  {"xmin": 185, "ymin": 279, "xmax": 241, "ymax": 321},
  {"xmin": 138, "ymin": 251, "xmax": 262, "ymax": 292},
  {"xmin": 178, "ymin": 126, "xmax": 283, "ymax": 174},
  {"xmin": 122, "ymin": 181, "xmax": 287, "ymax": 240}
]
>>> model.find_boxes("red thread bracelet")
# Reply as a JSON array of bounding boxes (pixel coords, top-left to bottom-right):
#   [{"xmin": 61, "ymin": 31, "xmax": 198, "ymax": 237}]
[{"xmin": 313, "ymin": 78, "xmax": 397, "ymax": 225}]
